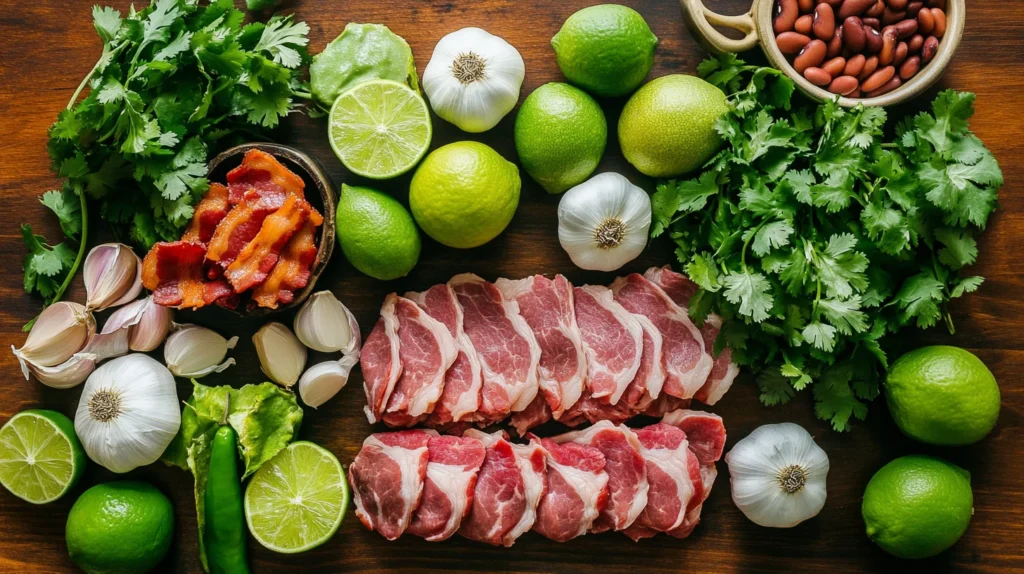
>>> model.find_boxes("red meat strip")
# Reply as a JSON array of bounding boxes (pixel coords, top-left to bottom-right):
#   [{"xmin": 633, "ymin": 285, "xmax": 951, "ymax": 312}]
[
  {"xmin": 223, "ymin": 195, "xmax": 310, "ymax": 293},
  {"xmin": 250, "ymin": 209, "xmax": 323, "ymax": 309},
  {"xmin": 661, "ymin": 409, "xmax": 727, "ymax": 466},
  {"xmin": 141, "ymin": 241, "xmax": 232, "ymax": 309},
  {"xmin": 572, "ymin": 285, "xmax": 642, "ymax": 404},
  {"xmin": 225, "ymin": 149, "xmax": 305, "ymax": 204},
  {"xmin": 205, "ymin": 185, "xmax": 288, "ymax": 274},
  {"xmin": 349, "ymin": 430, "xmax": 433, "ymax": 541},
  {"xmin": 450, "ymin": 274, "xmax": 540, "ymax": 423},
  {"xmin": 383, "ymin": 296, "xmax": 458, "ymax": 427},
  {"xmin": 531, "ymin": 437, "xmax": 609, "ymax": 542},
  {"xmin": 407, "ymin": 435, "xmax": 487, "ymax": 541},
  {"xmin": 611, "ymin": 274, "xmax": 711, "ymax": 399},
  {"xmin": 623, "ymin": 423, "xmax": 696, "ymax": 541},
  {"xmin": 361, "ymin": 295, "xmax": 402, "ymax": 424},
  {"xmin": 181, "ymin": 183, "xmax": 230, "ymax": 244}
]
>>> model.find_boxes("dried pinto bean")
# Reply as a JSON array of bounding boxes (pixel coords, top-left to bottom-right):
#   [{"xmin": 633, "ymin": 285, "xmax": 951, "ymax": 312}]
[
  {"xmin": 827, "ymin": 27, "xmax": 844, "ymax": 58},
  {"xmin": 879, "ymin": 27, "xmax": 898, "ymax": 65},
  {"xmin": 843, "ymin": 17, "xmax": 867, "ymax": 51},
  {"xmin": 862, "ymin": 65, "xmax": 896, "ymax": 92},
  {"xmin": 775, "ymin": 0, "xmax": 800, "ymax": 34},
  {"xmin": 828, "ymin": 75, "xmax": 860, "ymax": 95},
  {"xmin": 794, "ymin": 39, "xmax": 828, "ymax": 73},
  {"xmin": 893, "ymin": 42, "xmax": 909, "ymax": 66},
  {"xmin": 796, "ymin": 14, "xmax": 814, "ymax": 34},
  {"xmin": 858, "ymin": 55, "xmax": 880, "ymax": 80},
  {"xmin": 823, "ymin": 56, "xmax": 847, "ymax": 76},
  {"xmin": 922, "ymin": 35, "xmax": 939, "ymax": 63},
  {"xmin": 931, "ymin": 8, "xmax": 946, "ymax": 38},
  {"xmin": 866, "ymin": 76, "xmax": 902, "ymax": 97},
  {"xmin": 813, "ymin": 3, "xmax": 837, "ymax": 40},
  {"xmin": 900, "ymin": 55, "xmax": 921, "ymax": 79},
  {"xmin": 917, "ymin": 7, "xmax": 935, "ymax": 34},
  {"xmin": 777, "ymin": 31, "xmax": 813, "ymax": 54},
  {"xmin": 909, "ymin": 34, "xmax": 924, "ymax": 52},
  {"xmin": 845, "ymin": 53, "xmax": 867, "ymax": 76},
  {"xmin": 804, "ymin": 67, "xmax": 833, "ymax": 86},
  {"xmin": 894, "ymin": 19, "xmax": 918, "ymax": 39}
]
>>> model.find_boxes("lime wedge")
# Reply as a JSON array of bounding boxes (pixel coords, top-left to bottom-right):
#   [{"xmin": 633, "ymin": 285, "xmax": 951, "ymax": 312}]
[
  {"xmin": 244, "ymin": 441, "xmax": 349, "ymax": 553},
  {"xmin": 0, "ymin": 410, "xmax": 85, "ymax": 504},
  {"xmin": 328, "ymin": 79, "xmax": 432, "ymax": 179}
]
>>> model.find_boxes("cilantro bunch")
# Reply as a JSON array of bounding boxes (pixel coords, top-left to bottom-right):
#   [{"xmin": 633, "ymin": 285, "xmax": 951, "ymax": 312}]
[
  {"xmin": 23, "ymin": 0, "xmax": 310, "ymax": 308},
  {"xmin": 652, "ymin": 56, "xmax": 1003, "ymax": 431}
]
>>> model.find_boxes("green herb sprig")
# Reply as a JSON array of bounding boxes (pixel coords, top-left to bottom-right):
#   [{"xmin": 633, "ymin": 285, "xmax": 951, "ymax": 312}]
[{"xmin": 652, "ymin": 55, "xmax": 1003, "ymax": 431}]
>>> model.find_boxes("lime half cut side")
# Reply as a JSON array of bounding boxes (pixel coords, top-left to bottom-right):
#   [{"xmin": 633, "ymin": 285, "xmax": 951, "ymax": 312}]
[
  {"xmin": 328, "ymin": 79, "xmax": 432, "ymax": 179},
  {"xmin": 0, "ymin": 409, "xmax": 85, "ymax": 504},
  {"xmin": 244, "ymin": 441, "xmax": 349, "ymax": 554}
]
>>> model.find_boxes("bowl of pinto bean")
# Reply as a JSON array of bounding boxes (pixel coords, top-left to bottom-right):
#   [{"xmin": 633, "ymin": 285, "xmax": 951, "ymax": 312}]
[{"xmin": 681, "ymin": 0, "xmax": 962, "ymax": 107}]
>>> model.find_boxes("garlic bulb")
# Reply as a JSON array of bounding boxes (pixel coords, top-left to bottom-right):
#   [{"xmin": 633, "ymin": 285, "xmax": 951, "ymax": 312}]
[
  {"xmin": 298, "ymin": 355, "xmax": 358, "ymax": 408},
  {"xmin": 725, "ymin": 423, "xmax": 830, "ymax": 528},
  {"xmin": 13, "ymin": 302, "xmax": 95, "ymax": 377},
  {"xmin": 74, "ymin": 354, "xmax": 181, "ymax": 473},
  {"xmin": 102, "ymin": 296, "xmax": 174, "ymax": 352},
  {"xmin": 293, "ymin": 291, "xmax": 362, "ymax": 354},
  {"xmin": 557, "ymin": 173, "xmax": 652, "ymax": 272},
  {"xmin": 254, "ymin": 322, "xmax": 307, "ymax": 388},
  {"xmin": 422, "ymin": 27, "xmax": 525, "ymax": 133},
  {"xmin": 163, "ymin": 324, "xmax": 237, "ymax": 378},
  {"xmin": 83, "ymin": 243, "xmax": 142, "ymax": 311}
]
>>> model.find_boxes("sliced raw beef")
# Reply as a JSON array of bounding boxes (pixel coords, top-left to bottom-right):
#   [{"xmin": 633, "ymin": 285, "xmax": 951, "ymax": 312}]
[
  {"xmin": 458, "ymin": 430, "xmax": 546, "ymax": 546},
  {"xmin": 623, "ymin": 423, "xmax": 696, "ymax": 541},
  {"xmin": 361, "ymin": 295, "xmax": 402, "ymax": 424},
  {"xmin": 572, "ymin": 285, "xmax": 642, "ymax": 404},
  {"xmin": 554, "ymin": 422, "xmax": 647, "ymax": 533},
  {"xmin": 450, "ymin": 274, "xmax": 541, "ymax": 422},
  {"xmin": 407, "ymin": 285, "xmax": 483, "ymax": 426},
  {"xmin": 645, "ymin": 266, "xmax": 738, "ymax": 405},
  {"xmin": 349, "ymin": 430, "xmax": 433, "ymax": 541},
  {"xmin": 611, "ymin": 273, "xmax": 711, "ymax": 400},
  {"xmin": 623, "ymin": 315, "xmax": 666, "ymax": 411},
  {"xmin": 407, "ymin": 435, "xmax": 487, "ymax": 541},
  {"xmin": 496, "ymin": 275, "xmax": 587, "ymax": 421},
  {"xmin": 643, "ymin": 394, "xmax": 692, "ymax": 418},
  {"xmin": 531, "ymin": 437, "xmax": 609, "ymax": 542},
  {"xmin": 661, "ymin": 409, "xmax": 727, "ymax": 466},
  {"xmin": 509, "ymin": 394, "xmax": 554, "ymax": 437},
  {"xmin": 383, "ymin": 296, "xmax": 458, "ymax": 427}
]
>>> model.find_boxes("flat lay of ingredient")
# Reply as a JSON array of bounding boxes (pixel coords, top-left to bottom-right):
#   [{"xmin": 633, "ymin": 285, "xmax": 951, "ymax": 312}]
[{"xmin": 0, "ymin": 0, "xmax": 1021, "ymax": 573}]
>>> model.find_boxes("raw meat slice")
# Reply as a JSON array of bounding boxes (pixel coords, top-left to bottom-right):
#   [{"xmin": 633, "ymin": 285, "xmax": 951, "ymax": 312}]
[
  {"xmin": 661, "ymin": 409, "xmax": 727, "ymax": 466},
  {"xmin": 383, "ymin": 296, "xmax": 458, "ymax": 427},
  {"xmin": 509, "ymin": 394, "xmax": 553, "ymax": 436},
  {"xmin": 496, "ymin": 275, "xmax": 587, "ymax": 419},
  {"xmin": 611, "ymin": 274, "xmax": 712, "ymax": 400},
  {"xmin": 361, "ymin": 295, "xmax": 402, "ymax": 424},
  {"xmin": 507, "ymin": 440, "xmax": 547, "ymax": 545},
  {"xmin": 665, "ymin": 447, "xmax": 706, "ymax": 540},
  {"xmin": 407, "ymin": 285, "xmax": 483, "ymax": 425},
  {"xmin": 642, "ymin": 394, "xmax": 692, "ymax": 418},
  {"xmin": 450, "ymin": 274, "xmax": 541, "ymax": 422},
  {"xmin": 644, "ymin": 266, "xmax": 739, "ymax": 405},
  {"xmin": 623, "ymin": 315, "xmax": 666, "ymax": 411},
  {"xmin": 531, "ymin": 437, "xmax": 609, "ymax": 542},
  {"xmin": 407, "ymin": 435, "xmax": 487, "ymax": 541},
  {"xmin": 349, "ymin": 430, "xmax": 433, "ymax": 541},
  {"xmin": 572, "ymin": 285, "xmax": 643, "ymax": 404},
  {"xmin": 554, "ymin": 421, "xmax": 647, "ymax": 533},
  {"xmin": 623, "ymin": 423, "xmax": 695, "ymax": 541}
]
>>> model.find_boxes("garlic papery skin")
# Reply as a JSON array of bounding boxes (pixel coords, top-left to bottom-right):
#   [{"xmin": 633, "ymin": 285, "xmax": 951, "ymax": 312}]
[
  {"xmin": 74, "ymin": 354, "xmax": 181, "ymax": 473},
  {"xmin": 725, "ymin": 422, "xmax": 830, "ymax": 528},
  {"xmin": 20, "ymin": 352, "xmax": 98, "ymax": 389},
  {"xmin": 294, "ymin": 291, "xmax": 362, "ymax": 354},
  {"xmin": 13, "ymin": 302, "xmax": 95, "ymax": 371},
  {"xmin": 298, "ymin": 355, "xmax": 358, "ymax": 408},
  {"xmin": 422, "ymin": 27, "xmax": 525, "ymax": 133},
  {"xmin": 83, "ymin": 243, "xmax": 143, "ymax": 311},
  {"xmin": 102, "ymin": 297, "xmax": 173, "ymax": 352},
  {"xmin": 254, "ymin": 322, "xmax": 307, "ymax": 388},
  {"xmin": 163, "ymin": 324, "xmax": 237, "ymax": 378},
  {"xmin": 557, "ymin": 173, "xmax": 652, "ymax": 272}
]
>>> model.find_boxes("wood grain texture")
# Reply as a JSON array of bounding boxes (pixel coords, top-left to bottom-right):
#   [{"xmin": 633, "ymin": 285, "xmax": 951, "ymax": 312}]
[{"xmin": 1, "ymin": 1, "xmax": 1023, "ymax": 572}]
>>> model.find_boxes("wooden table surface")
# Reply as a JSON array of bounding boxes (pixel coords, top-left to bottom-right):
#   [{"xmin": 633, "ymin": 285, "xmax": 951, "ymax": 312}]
[{"xmin": 1, "ymin": 0, "xmax": 1023, "ymax": 572}]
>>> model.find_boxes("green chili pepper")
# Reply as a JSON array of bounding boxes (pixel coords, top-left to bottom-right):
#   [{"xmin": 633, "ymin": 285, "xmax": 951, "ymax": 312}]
[{"xmin": 204, "ymin": 425, "xmax": 250, "ymax": 574}]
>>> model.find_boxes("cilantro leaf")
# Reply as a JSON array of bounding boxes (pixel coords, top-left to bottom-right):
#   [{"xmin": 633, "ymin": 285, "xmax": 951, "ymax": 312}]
[
  {"xmin": 723, "ymin": 271, "xmax": 773, "ymax": 322},
  {"xmin": 935, "ymin": 228, "xmax": 978, "ymax": 269},
  {"xmin": 40, "ymin": 188, "xmax": 82, "ymax": 239},
  {"xmin": 253, "ymin": 16, "xmax": 310, "ymax": 69}
]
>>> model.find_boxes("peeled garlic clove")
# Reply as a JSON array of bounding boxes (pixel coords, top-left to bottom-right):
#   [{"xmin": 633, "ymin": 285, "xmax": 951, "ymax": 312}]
[
  {"xmin": 254, "ymin": 322, "xmax": 307, "ymax": 388},
  {"xmin": 163, "ymin": 324, "xmax": 237, "ymax": 378},
  {"xmin": 21, "ymin": 352, "xmax": 98, "ymax": 389},
  {"xmin": 13, "ymin": 302, "xmax": 94, "ymax": 369},
  {"xmin": 293, "ymin": 291, "xmax": 361, "ymax": 354},
  {"xmin": 83, "ymin": 243, "xmax": 143, "ymax": 311},
  {"xmin": 103, "ymin": 297, "xmax": 173, "ymax": 352},
  {"xmin": 298, "ymin": 356, "xmax": 357, "ymax": 408}
]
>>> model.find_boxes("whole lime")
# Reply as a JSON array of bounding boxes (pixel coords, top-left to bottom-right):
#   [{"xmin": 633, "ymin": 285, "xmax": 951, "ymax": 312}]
[
  {"xmin": 551, "ymin": 4, "xmax": 658, "ymax": 97},
  {"xmin": 515, "ymin": 82, "xmax": 607, "ymax": 194},
  {"xmin": 886, "ymin": 346, "xmax": 1000, "ymax": 446},
  {"xmin": 335, "ymin": 184, "xmax": 421, "ymax": 281},
  {"xmin": 862, "ymin": 455, "xmax": 973, "ymax": 559},
  {"xmin": 66, "ymin": 481, "xmax": 174, "ymax": 574},
  {"xmin": 618, "ymin": 74, "xmax": 728, "ymax": 177},
  {"xmin": 410, "ymin": 141, "xmax": 521, "ymax": 249}
]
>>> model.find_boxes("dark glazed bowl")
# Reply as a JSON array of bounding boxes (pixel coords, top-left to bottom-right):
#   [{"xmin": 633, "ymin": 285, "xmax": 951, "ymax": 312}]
[{"xmin": 207, "ymin": 142, "xmax": 337, "ymax": 316}]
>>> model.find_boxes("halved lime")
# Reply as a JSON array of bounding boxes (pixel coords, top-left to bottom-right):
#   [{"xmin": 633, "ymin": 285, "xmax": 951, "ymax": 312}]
[
  {"xmin": 0, "ymin": 409, "xmax": 85, "ymax": 504},
  {"xmin": 328, "ymin": 79, "xmax": 432, "ymax": 179},
  {"xmin": 244, "ymin": 441, "xmax": 349, "ymax": 553}
]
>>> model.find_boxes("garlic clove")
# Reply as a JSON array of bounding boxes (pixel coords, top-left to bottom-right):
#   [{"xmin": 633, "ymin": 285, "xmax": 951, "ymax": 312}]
[
  {"xmin": 557, "ymin": 172, "xmax": 652, "ymax": 272},
  {"xmin": 13, "ymin": 302, "xmax": 95, "ymax": 369},
  {"xmin": 254, "ymin": 322, "xmax": 307, "ymax": 388},
  {"xmin": 293, "ymin": 291, "xmax": 361, "ymax": 354},
  {"xmin": 298, "ymin": 356, "xmax": 358, "ymax": 408},
  {"xmin": 163, "ymin": 324, "xmax": 237, "ymax": 378},
  {"xmin": 84, "ymin": 243, "xmax": 143, "ymax": 311},
  {"xmin": 104, "ymin": 297, "xmax": 174, "ymax": 352},
  {"xmin": 16, "ymin": 350, "xmax": 98, "ymax": 389},
  {"xmin": 81, "ymin": 326, "xmax": 130, "ymax": 363}
]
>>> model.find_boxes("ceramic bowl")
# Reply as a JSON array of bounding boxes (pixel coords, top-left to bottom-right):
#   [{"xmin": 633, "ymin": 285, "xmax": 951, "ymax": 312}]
[
  {"xmin": 207, "ymin": 143, "xmax": 336, "ymax": 316},
  {"xmin": 680, "ymin": 0, "xmax": 964, "ymax": 107}
]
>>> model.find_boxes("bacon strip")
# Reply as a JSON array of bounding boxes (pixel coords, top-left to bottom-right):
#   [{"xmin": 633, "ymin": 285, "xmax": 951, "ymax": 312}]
[
  {"xmin": 224, "ymin": 195, "xmax": 311, "ymax": 293},
  {"xmin": 226, "ymin": 149, "xmax": 305, "ymax": 204},
  {"xmin": 251, "ymin": 209, "xmax": 323, "ymax": 309},
  {"xmin": 142, "ymin": 242, "xmax": 232, "ymax": 309},
  {"xmin": 205, "ymin": 186, "xmax": 288, "ymax": 272},
  {"xmin": 181, "ymin": 183, "xmax": 230, "ymax": 244}
]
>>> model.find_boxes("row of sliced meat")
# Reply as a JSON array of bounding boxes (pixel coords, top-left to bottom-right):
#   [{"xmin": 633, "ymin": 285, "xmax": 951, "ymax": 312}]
[
  {"xmin": 360, "ymin": 266, "xmax": 739, "ymax": 434},
  {"xmin": 349, "ymin": 409, "xmax": 726, "ymax": 544}
]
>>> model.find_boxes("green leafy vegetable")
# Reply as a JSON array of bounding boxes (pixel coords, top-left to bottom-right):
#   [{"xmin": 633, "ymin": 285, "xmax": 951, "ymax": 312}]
[
  {"xmin": 653, "ymin": 55, "xmax": 1001, "ymax": 431},
  {"xmin": 23, "ymin": 0, "xmax": 310, "ymax": 309}
]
